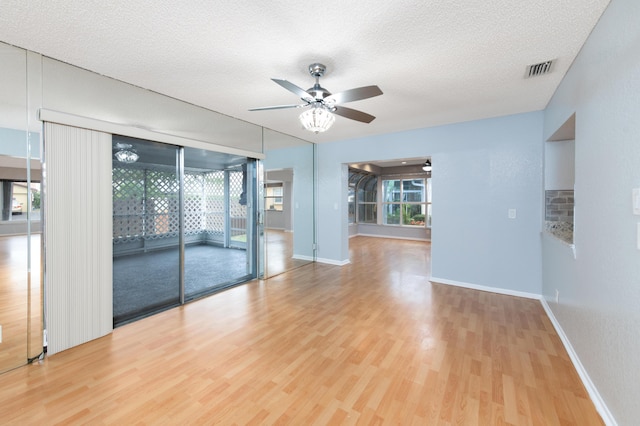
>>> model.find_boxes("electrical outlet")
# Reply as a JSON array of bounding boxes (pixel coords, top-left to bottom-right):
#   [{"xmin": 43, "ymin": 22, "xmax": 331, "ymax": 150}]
[{"xmin": 555, "ymin": 289, "xmax": 559, "ymax": 303}]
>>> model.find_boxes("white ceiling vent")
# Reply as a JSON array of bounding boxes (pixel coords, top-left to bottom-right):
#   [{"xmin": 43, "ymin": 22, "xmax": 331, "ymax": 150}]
[{"xmin": 525, "ymin": 60, "xmax": 555, "ymax": 78}]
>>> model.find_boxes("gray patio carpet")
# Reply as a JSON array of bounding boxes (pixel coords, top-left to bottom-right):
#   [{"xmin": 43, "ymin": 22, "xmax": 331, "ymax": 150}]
[{"xmin": 113, "ymin": 244, "xmax": 249, "ymax": 325}]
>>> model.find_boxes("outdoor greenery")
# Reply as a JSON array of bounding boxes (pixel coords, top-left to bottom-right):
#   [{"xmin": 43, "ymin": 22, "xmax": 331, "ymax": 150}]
[
  {"xmin": 411, "ymin": 214, "xmax": 425, "ymax": 225},
  {"xmin": 32, "ymin": 191, "xmax": 41, "ymax": 210}
]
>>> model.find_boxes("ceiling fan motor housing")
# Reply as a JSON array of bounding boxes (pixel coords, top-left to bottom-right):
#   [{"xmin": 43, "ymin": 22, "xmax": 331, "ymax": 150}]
[
  {"xmin": 307, "ymin": 85, "xmax": 332, "ymax": 102},
  {"xmin": 306, "ymin": 63, "xmax": 332, "ymax": 102}
]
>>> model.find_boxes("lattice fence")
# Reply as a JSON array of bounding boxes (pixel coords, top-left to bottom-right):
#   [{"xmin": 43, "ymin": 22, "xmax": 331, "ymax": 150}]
[
  {"xmin": 113, "ymin": 165, "xmax": 247, "ymax": 245},
  {"xmin": 229, "ymin": 170, "xmax": 247, "ymax": 240},
  {"xmin": 145, "ymin": 169, "xmax": 180, "ymax": 239},
  {"xmin": 113, "ymin": 166, "xmax": 180, "ymax": 244},
  {"xmin": 184, "ymin": 172, "xmax": 204, "ymax": 236},
  {"xmin": 204, "ymin": 170, "xmax": 225, "ymax": 238},
  {"xmin": 113, "ymin": 167, "xmax": 145, "ymax": 243}
]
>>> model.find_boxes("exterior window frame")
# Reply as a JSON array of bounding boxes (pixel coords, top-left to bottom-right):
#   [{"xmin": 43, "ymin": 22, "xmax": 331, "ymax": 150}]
[
  {"xmin": 348, "ymin": 169, "xmax": 377, "ymax": 224},
  {"xmin": 426, "ymin": 176, "xmax": 432, "ymax": 228},
  {"xmin": 265, "ymin": 183, "xmax": 283, "ymax": 211},
  {"xmin": 380, "ymin": 175, "xmax": 429, "ymax": 228},
  {"xmin": 356, "ymin": 175, "xmax": 377, "ymax": 224}
]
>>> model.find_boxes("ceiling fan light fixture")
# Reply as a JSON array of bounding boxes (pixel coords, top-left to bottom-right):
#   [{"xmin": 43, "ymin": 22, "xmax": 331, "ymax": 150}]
[
  {"xmin": 114, "ymin": 143, "xmax": 139, "ymax": 163},
  {"xmin": 299, "ymin": 107, "xmax": 335, "ymax": 134},
  {"xmin": 422, "ymin": 159, "xmax": 432, "ymax": 172}
]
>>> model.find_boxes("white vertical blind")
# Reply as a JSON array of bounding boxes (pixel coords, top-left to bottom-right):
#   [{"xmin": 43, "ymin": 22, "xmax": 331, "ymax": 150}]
[{"xmin": 44, "ymin": 123, "xmax": 113, "ymax": 355}]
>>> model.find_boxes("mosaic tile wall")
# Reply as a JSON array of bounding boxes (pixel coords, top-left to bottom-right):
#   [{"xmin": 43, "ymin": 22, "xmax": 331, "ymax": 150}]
[{"xmin": 545, "ymin": 189, "xmax": 574, "ymax": 223}]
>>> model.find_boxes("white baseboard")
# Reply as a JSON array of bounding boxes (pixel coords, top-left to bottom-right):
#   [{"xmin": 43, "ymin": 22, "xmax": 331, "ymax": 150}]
[
  {"xmin": 539, "ymin": 299, "xmax": 617, "ymax": 426},
  {"xmin": 429, "ymin": 276, "xmax": 616, "ymax": 425},
  {"xmin": 291, "ymin": 254, "xmax": 314, "ymax": 262},
  {"xmin": 315, "ymin": 257, "xmax": 350, "ymax": 266},
  {"xmin": 355, "ymin": 233, "xmax": 430, "ymax": 242},
  {"xmin": 429, "ymin": 277, "xmax": 540, "ymax": 300}
]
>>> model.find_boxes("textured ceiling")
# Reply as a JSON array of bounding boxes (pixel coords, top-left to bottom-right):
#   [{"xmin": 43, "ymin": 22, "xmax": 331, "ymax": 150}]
[{"xmin": 0, "ymin": 0, "xmax": 610, "ymax": 144}]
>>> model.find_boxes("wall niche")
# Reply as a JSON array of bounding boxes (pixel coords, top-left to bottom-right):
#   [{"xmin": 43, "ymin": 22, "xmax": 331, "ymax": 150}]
[{"xmin": 544, "ymin": 114, "xmax": 575, "ymax": 244}]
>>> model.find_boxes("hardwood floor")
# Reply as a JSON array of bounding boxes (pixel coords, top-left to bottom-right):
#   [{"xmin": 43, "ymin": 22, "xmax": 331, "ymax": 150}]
[
  {"xmin": 0, "ymin": 235, "xmax": 28, "ymax": 373},
  {"xmin": 0, "ymin": 233, "xmax": 41, "ymax": 374},
  {"xmin": 0, "ymin": 236, "xmax": 602, "ymax": 425},
  {"xmin": 265, "ymin": 229, "xmax": 312, "ymax": 278}
]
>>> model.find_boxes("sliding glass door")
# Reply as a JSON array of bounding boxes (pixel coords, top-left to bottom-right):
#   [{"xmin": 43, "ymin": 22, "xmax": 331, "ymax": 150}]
[
  {"xmin": 112, "ymin": 138, "xmax": 181, "ymax": 325},
  {"xmin": 183, "ymin": 148, "xmax": 257, "ymax": 300},
  {"xmin": 112, "ymin": 138, "xmax": 259, "ymax": 326}
]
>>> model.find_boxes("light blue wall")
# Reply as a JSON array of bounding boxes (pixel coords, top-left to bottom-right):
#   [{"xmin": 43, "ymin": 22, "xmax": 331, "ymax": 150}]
[
  {"xmin": 0, "ymin": 128, "xmax": 40, "ymax": 159},
  {"xmin": 543, "ymin": 0, "xmax": 640, "ymax": 423},
  {"xmin": 317, "ymin": 111, "xmax": 544, "ymax": 294}
]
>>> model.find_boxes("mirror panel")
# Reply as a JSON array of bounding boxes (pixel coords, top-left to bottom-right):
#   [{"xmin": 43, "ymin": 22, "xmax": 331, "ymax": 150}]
[
  {"xmin": 263, "ymin": 129, "xmax": 315, "ymax": 277},
  {"xmin": 0, "ymin": 43, "xmax": 28, "ymax": 373},
  {"xmin": 27, "ymin": 50, "xmax": 43, "ymax": 360}
]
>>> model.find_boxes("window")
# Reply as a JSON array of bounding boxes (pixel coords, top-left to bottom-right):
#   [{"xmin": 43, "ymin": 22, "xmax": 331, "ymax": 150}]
[
  {"xmin": 426, "ymin": 177, "xmax": 432, "ymax": 228},
  {"xmin": 357, "ymin": 175, "xmax": 377, "ymax": 224},
  {"xmin": 347, "ymin": 171, "xmax": 358, "ymax": 224},
  {"xmin": 265, "ymin": 183, "xmax": 283, "ymax": 211},
  {"xmin": 382, "ymin": 178, "xmax": 427, "ymax": 227},
  {"xmin": 2, "ymin": 181, "xmax": 41, "ymax": 221},
  {"xmin": 348, "ymin": 169, "xmax": 377, "ymax": 224}
]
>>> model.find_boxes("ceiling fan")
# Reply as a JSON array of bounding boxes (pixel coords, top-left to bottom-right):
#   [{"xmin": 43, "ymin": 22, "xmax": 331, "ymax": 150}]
[{"xmin": 249, "ymin": 63, "xmax": 383, "ymax": 133}]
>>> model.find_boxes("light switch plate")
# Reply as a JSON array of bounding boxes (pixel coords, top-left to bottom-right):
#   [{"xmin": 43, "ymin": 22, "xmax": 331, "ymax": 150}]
[
  {"xmin": 633, "ymin": 188, "xmax": 640, "ymax": 215},
  {"xmin": 508, "ymin": 208, "xmax": 517, "ymax": 219}
]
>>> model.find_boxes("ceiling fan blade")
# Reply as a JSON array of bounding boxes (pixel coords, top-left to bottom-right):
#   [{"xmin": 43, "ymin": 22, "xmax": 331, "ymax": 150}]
[
  {"xmin": 325, "ymin": 85, "xmax": 383, "ymax": 105},
  {"xmin": 249, "ymin": 104, "xmax": 305, "ymax": 111},
  {"xmin": 272, "ymin": 78, "xmax": 315, "ymax": 102},
  {"xmin": 332, "ymin": 106, "xmax": 376, "ymax": 123}
]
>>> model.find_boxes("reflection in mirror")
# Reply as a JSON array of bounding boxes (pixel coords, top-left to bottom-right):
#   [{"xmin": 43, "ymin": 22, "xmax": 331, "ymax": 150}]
[
  {"xmin": 263, "ymin": 129, "xmax": 315, "ymax": 278},
  {"xmin": 0, "ymin": 159, "xmax": 43, "ymax": 373},
  {"xmin": 0, "ymin": 42, "xmax": 43, "ymax": 373}
]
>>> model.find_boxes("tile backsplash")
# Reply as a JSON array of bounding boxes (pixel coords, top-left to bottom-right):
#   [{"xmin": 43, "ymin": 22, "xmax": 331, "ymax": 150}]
[{"xmin": 545, "ymin": 189, "xmax": 574, "ymax": 223}]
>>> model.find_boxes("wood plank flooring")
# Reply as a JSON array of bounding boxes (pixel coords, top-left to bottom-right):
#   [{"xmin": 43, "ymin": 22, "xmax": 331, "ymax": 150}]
[
  {"xmin": 0, "ymin": 235, "xmax": 28, "ymax": 373},
  {"xmin": 0, "ymin": 233, "xmax": 41, "ymax": 374},
  {"xmin": 0, "ymin": 236, "xmax": 603, "ymax": 425},
  {"xmin": 265, "ymin": 229, "xmax": 312, "ymax": 278}
]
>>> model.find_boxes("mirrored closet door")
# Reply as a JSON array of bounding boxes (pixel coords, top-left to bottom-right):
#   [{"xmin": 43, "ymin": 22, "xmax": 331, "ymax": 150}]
[{"xmin": 0, "ymin": 42, "xmax": 43, "ymax": 373}]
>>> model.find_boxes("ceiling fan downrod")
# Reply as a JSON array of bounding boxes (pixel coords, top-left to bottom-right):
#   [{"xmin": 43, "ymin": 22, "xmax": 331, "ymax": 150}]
[{"xmin": 307, "ymin": 63, "xmax": 331, "ymax": 101}]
